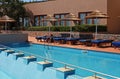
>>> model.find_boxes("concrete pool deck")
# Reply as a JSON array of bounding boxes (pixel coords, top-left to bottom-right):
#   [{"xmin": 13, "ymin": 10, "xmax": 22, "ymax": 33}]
[{"xmin": 28, "ymin": 36, "xmax": 120, "ymax": 54}]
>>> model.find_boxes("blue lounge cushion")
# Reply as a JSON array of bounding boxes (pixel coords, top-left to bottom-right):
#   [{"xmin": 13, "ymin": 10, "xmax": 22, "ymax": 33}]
[
  {"xmin": 91, "ymin": 39, "xmax": 113, "ymax": 44},
  {"xmin": 53, "ymin": 37, "xmax": 65, "ymax": 41},
  {"xmin": 91, "ymin": 39, "xmax": 103, "ymax": 44},
  {"xmin": 35, "ymin": 36, "xmax": 42, "ymax": 39},
  {"xmin": 64, "ymin": 38, "xmax": 79, "ymax": 41},
  {"xmin": 112, "ymin": 41, "xmax": 120, "ymax": 47},
  {"xmin": 79, "ymin": 39, "xmax": 91, "ymax": 42},
  {"xmin": 35, "ymin": 36, "xmax": 49, "ymax": 40}
]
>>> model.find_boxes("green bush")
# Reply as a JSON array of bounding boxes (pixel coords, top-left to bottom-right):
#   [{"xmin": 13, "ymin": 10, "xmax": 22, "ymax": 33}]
[
  {"xmin": 25, "ymin": 24, "xmax": 107, "ymax": 32},
  {"xmin": 73, "ymin": 24, "xmax": 107, "ymax": 32}
]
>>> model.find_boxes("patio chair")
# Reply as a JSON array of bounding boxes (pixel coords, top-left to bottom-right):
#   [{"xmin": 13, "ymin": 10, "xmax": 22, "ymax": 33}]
[{"xmin": 79, "ymin": 34, "xmax": 94, "ymax": 46}]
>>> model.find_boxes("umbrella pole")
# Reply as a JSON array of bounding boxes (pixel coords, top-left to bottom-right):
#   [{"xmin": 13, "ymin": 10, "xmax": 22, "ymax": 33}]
[
  {"xmin": 5, "ymin": 22, "xmax": 7, "ymax": 31},
  {"xmin": 70, "ymin": 21, "xmax": 72, "ymax": 38},
  {"xmin": 48, "ymin": 21, "xmax": 51, "ymax": 36},
  {"xmin": 49, "ymin": 25, "xmax": 50, "ymax": 36},
  {"xmin": 95, "ymin": 17, "xmax": 98, "ymax": 39}
]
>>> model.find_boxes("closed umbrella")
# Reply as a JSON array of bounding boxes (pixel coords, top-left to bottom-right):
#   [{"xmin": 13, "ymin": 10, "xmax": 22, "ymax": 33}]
[
  {"xmin": 86, "ymin": 10, "xmax": 108, "ymax": 39},
  {"xmin": 0, "ymin": 15, "xmax": 15, "ymax": 30},
  {"xmin": 62, "ymin": 13, "xmax": 81, "ymax": 38}
]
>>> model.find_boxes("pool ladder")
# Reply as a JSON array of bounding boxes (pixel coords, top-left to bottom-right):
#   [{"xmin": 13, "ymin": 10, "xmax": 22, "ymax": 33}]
[{"xmin": 43, "ymin": 41, "xmax": 52, "ymax": 59}]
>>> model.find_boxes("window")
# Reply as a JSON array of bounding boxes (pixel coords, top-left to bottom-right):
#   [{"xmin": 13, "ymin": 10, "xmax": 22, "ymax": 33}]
[
  {"xmin": 61, "ymin": 15, "xmax": 65, "ymax": 26},
  {"xmin": 54, "ymin": 15, "xmax": 59, "ymax": 26},
  {"xmin": 54, "ymin": 13, "xmax": 69, "ymax": 26},
  {"xmin": 34, "ymin": 16, "xmax": 39, "ymax": 26},
  {"xmin": 66, "ymin": 21, "xmax": 70, "ymax": 26},
  {"xmin": 39, "ymin": 15, "xmax": 47, "ymax": 26},
  {"xmin": 79, "ymin": 12, "xmax": 95, "ymax": 24},
  {"xmin": 24, "ymin": 17, "xmax": 29, "ymax": 27},
  {"xmin": 93, "ymin": 19, "xmax": 99, "ymax": 24},
  {"xmin": 87, "ymin": 19, "xmax": 92, "ymax": 24},
  {"xmin": 34, "ymin": 15, "xmax": 47, "ymax": 26},
  {"xmin": 79, "ymin": 13, "xmax": 86, "ymax": 24},
  {"xmin": 40, "ymin": 16, "xmax": 44, "ymax": 26}
]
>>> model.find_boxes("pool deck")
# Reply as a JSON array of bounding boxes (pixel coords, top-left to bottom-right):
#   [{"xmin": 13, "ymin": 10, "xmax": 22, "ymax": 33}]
[{"xmin": 28, "ymin": 36, "xmax": 120, "ymax": 54}]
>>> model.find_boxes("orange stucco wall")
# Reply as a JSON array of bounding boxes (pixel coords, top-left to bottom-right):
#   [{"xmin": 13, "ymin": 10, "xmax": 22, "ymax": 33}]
[{"xmin": 107, "ymin": 0, "xmax": 120, "ymax": 34}]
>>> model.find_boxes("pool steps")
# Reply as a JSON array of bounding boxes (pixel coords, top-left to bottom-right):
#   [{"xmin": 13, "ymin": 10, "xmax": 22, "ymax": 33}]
[
  {"xmin": 56, "ymin": 67, "xmax": 75, "ymax": 79},
  {"xmin": 23, "ymin": 56, "xmax": 37, "ymax": 64},
  {"xmin": 0, "ymin": 47, "xmax": 107, "ymax": 79},
  {"xmin": 12, "ymin": 52, "xmax": 24, "ymax": 60},
  {"xmin": 37, "ymin": 61, "xmax": 53, "ymax": 71},
  {"xmin": 83, "ymin": 76, "xmax": 106, "ymax": 79},
  {"xmin": 1, "ymin": 49, "xmax": 15, "ymax": 56},
  {"xmin": 0, "ymin": 48, "xmax": 7, "ymax": 52}
]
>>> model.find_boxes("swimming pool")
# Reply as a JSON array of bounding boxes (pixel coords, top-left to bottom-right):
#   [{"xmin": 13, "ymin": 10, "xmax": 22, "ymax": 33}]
[
  {"xmin": 1, "ymin": 42, "xmax": 120, "ymax": 79},
  {"xmin": 0, "ymin": 69, "xmax": 13, "ymax": 79}
]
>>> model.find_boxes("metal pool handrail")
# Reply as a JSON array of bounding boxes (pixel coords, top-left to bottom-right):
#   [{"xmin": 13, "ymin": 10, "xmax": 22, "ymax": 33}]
[{"xmin": 0, "ymin": 44, "xmax": 120, "ymax": 79}]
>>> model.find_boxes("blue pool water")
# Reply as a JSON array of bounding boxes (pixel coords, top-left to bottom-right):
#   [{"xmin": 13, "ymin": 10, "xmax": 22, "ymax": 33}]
[
  {"xmin": 2, "ymin": 43, "xmax": 120, "ymax": 79},
  {"xmin": 0, "ymin": 69, "xmax": 13, "ymax": 79}
]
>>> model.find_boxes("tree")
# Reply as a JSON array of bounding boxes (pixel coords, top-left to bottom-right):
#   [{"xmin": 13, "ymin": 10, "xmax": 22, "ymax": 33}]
[{"xmin": 0, "ymin": 0, "xmax": 27, "ymax": 27}]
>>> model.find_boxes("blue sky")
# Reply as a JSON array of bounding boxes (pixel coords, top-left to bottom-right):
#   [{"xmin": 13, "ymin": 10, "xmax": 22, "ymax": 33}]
[
  {"xmin": 23, "ymin": 0, "xmax": 32, "ymax": 2},
  {"xmin": 23, "ymin": 0, "xmax": 42, "ymax": 2}
]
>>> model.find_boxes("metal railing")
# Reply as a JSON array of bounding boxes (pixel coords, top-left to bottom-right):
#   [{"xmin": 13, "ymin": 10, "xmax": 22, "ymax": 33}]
[{"xmin": 0, "ymin": 44, "xmax": 120, "ymax": 79}]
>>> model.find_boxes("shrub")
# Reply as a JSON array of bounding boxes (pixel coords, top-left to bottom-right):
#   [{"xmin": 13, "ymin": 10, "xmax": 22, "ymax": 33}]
[{"xmin": 25, "ymin": 24, "xmax": 107, "ymax": 32}]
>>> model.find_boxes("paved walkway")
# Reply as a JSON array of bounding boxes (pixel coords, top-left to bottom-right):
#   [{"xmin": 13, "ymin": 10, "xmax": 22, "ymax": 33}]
[{"xmin": 28, "ymin": 36, "xmax": 120, "ymax": 54}]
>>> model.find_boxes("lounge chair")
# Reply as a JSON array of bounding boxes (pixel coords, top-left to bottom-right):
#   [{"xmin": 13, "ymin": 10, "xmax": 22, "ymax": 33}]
[
  {"xmin": 79, "ymin": 39, "xmax": 92, "ymax": 46},
  {"xmin": 64, "ymin": 38, "xmax": 80, "ymax": 45},
  {"xmin": 91, "ymin": 39, "xmax": 113, "ymax": 47},
  {"xmin": 112, "ymin": 41, "xmax": 120, "ymax": 48},
  {"xmin": 35, "ymin": 36, "xmax": 48, "ymax": 42},
  {"xmin": 53, "ymin": 37, "xmax": 65, "ymax": 43},
  {"xmin": 53, "ymin": 33, "xmax": 71, "ymax": 44},
  {"xmin": 79, "ymin": 34, "xmax": 94, "ymax": 46},
  {"xmin": 35, "ymin": 36, "xmax": 43, "ymax": 41}
]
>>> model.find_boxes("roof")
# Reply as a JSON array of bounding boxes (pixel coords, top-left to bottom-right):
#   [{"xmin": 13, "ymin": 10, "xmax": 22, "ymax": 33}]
[{"xmin": 24, "ymin": 0, "xmax": 107, "ymax": 16}]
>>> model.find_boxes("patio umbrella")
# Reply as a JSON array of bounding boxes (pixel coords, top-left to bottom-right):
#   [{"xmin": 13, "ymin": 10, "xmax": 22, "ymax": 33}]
[
  {"xmin": 0, "ymin": 15, "xmax": 15, "ymax": 30},
  {"xmin": 62, "ymin": 13, "xmax": 81, "ymax": 38},
  {"xmin": 63, "ymin": 13, "xmax": 81, "ymax": 21},
  {"xmin": 43, "ymin": 14, "xmax": 57, "ymax": 36},
  {"xmin": 86, "ymin": 10, "xmax": 108, "ymax": 39},
  {"xmin": 44, "ymin": 14, "xmax": 57, "ymax": 22}
]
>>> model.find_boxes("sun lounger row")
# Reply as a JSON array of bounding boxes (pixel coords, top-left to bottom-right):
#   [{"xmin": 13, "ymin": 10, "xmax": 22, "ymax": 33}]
[
  {"xmin": 36, "ymin": 35, "xmax": 115, "ymax": 46},
  {"xmin": 35, "ymin": 33, "xmax": 120, "ymax": 48}
]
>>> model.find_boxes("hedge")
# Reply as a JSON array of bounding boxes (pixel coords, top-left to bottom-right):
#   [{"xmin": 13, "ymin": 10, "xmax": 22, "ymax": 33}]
[{"xmin": 25, "ymin": 24, "xmax": 107, "ymax": 32}]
